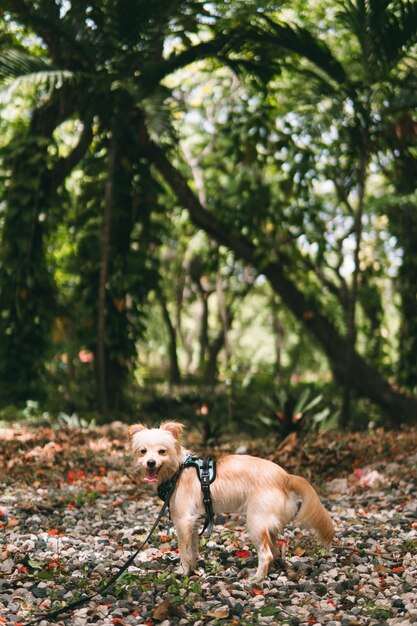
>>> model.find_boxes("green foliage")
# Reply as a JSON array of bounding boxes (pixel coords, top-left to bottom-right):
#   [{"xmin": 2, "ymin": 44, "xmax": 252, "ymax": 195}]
[
  {"xmin": 19, "ymin": 400, "xmax": 44, "ymax": 421},
  {"xmin": 0, "ymin": 134, "xmax": 56, "ymax": 405},
  {"xmin": 259, "ymin": 385, "xmax": 339, "ymax": 436},
  {"xmin": 365, "ymin": 605, "xmax": 394, "ymax": 620},
  {"xmin": 57, "ymin": 412, "xmax": 96, "ymax": 430},
  {"xmin": 74, "ymin": 488, "xmax": 100, "ymax": 507},
  {"xmin": 137, "ymin": 387, "xmax": 234, "ymax": 445}
]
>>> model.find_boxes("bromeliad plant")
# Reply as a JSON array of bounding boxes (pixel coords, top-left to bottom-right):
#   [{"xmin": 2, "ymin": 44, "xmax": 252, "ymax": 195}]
[{"xmin": 260, "ymin": 386, "xmax": 337, "ymax": 437}]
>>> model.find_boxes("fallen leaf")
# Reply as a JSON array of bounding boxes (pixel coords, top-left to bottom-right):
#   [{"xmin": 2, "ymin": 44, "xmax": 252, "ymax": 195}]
[
  {"xmin": 294, "ymin": 547, "xmax": 306, "ymax": 556},
  {"xmin": 236, "ymin": 549, "xmax": 251, "ymax": 558},
  {"xmin": 6, "ymin": 516, "xmax": 19, "ymax": 529},
  {"xmin": 206, "ymin": 609, "xmax": 230, "ymax": 619},
  {"xmin": 277, "ymin": 432, "xmax": 298, "ymax": 453},
  {"xmin": 152, "ymin": 598, "xmax": 174, "ymax": 621}
]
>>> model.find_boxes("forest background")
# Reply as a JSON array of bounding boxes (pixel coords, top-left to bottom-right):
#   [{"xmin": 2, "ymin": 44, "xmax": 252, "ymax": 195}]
[{"xmin": 0, "ymin": 0, "xmax": 416, "ymax": 441}]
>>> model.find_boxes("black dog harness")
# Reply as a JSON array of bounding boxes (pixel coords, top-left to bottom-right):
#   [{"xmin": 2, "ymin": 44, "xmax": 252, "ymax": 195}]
[{"xmin": 158, "ymin": 454, "xmax": 217, "ymax": 536}]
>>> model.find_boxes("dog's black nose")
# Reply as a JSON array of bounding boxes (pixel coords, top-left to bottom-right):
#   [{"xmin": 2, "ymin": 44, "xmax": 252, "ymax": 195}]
[{"xmin": 147, "ymin": 459, "xmax": 156, "ymax": 468}]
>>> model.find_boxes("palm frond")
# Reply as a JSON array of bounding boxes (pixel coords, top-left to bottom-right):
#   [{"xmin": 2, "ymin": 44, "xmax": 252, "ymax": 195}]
[
  {"xmin": 0, "ymin": 49, "xmax": 74, "ymax": 103},
  {"xmin": 0, "ymin": 70, "xmax": 75, "ymax": 105},
  {"xmin": 376, "ymin": 0, "xmax": 417, "ymax": 67},
  {"xmin": 254, "ymin": 15, "xmax": 350, "ymax": 92},
  {"xmin": 337, "ymin": 0, "xmax": 417, "ymax": 76},
  {"xmin": 0, "ymin": 49, "xmax": 56, "ymax": 79},
  {"xmin": 140, "ymin": 89, "xmax": 176, "ymax": 141}
]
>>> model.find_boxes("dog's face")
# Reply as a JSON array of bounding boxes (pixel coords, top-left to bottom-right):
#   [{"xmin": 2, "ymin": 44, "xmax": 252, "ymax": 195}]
[{"xmin": 129, "ymin": 421, "xmax": 184, "ymax": 483}]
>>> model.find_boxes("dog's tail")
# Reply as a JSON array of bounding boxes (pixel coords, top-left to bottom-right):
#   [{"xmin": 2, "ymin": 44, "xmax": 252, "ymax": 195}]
[{"xmin": 287, "ymin": 474, "xmax": 334, "ymax": 546}]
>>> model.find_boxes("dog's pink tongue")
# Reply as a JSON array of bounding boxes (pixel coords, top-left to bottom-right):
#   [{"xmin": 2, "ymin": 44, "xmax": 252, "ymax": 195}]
[{"xmin": 144, "ymin": 468, "xmax": 158, "ymax": 483}]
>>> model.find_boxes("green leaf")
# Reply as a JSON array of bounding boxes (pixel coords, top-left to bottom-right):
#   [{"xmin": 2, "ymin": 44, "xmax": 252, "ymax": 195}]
[
  {"xmin": 302, "ymin": 393, "xmax": 324, "ymax": 413},
  {"xmin": 260, "ymin": 606, "xmax": 281, "ymax": 616},
  {"xmin": 312, "ymin": 408, "xmax": 331, "ymax": 423},
  {"xmin": 293, "ymin": 387, "xmax": 311, "ymax": 414}
]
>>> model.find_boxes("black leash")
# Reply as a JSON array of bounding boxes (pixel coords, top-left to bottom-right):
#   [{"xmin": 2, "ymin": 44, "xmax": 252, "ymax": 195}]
[
  {"xmin": 21, "ymin": 470, "xmax": 181, "ymax": 626},
  {"xmin": 21, "ymin": 456, "xmax": 217, "ymax": 625}
]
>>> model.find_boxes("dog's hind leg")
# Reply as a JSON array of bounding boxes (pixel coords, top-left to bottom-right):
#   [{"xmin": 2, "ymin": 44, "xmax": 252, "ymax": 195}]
[
  {"xmin": 247, "ymin": 511, "xmax": 278, "ymax": 581},
  {"xmin": 250, "ymin": 528, "xmax": 274, "ymax": 580},
  {"xmin": 247, "ymin": 492, "xmax": 290, "ymax": 580}
]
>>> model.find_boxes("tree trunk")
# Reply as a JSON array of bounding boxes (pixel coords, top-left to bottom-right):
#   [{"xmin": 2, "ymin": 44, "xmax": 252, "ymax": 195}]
[
  {"xmin": 203, "ymin": 278, "xmax": 252, "ymax": 386},
  {"xmin": 340, "ymin": 147, "xmax": 367, "ymax": 427},
  {"xmin": 198, "ymin": 292, "xmax": 210, "ymax": 375},
  {"xmin": 96, "ymin": 132, "xmax": 116, "ymax": 420},
  {"xmin": 204, "ymin": 330, "xmax": 225, "ymax": 386},
  {"xmin": 156, "ymin": 285, "xmax": 182, "ymax": 385},
  {"xmin": 270, "ymin": 295, "xmax": 285, "ymax": 380},
  {"xmin": 216, "ymin": 273, "xmax": 231, "ymax": 365},
  {"xmin": 388, "ymin": 145, "xmax": 417, "ymax": 390},
  {"xmin": 396, "ymin": 209, "xmax": 417, "ymax": 389},
  {"xmin": 149, "ymin": 142, "xmax": 417, "ymax": 423}
]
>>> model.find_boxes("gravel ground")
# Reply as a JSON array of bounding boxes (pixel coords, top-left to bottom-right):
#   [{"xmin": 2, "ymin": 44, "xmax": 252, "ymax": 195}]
[{"xmin": 0, "ymin": 424, "xmax": 416, "ymax": 626}]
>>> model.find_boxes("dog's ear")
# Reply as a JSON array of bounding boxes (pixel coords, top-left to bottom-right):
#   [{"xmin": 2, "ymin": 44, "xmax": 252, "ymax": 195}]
[
  {"xmin": 160, "ymin": 421, "xmax": 185, "ymax": 439},
  {"xmin": 128, "ymin": 424, "xmax": 147, "ymax": 440}
]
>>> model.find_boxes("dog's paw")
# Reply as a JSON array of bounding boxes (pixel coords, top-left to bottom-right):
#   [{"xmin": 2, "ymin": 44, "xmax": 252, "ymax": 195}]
[
  {"xmin": 250, "ymin": 575, "xmax": 266, "ymax": 584},
  {"xmin": 176, "ymin": 562, "xmax": 198, "ymax": 576},
  {"xmin": 248, "ymin": 568, "xmax": 268, "ymax": 584}
]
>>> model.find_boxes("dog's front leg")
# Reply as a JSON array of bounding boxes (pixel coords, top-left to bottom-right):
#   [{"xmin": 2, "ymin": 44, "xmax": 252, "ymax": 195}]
[{"xmin": 173, "ymin": 514, "xmax": 199, "ymax": 575}]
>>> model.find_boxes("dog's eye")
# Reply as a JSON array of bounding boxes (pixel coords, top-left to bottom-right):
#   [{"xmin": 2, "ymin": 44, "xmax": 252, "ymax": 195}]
[
  {"xmin": 140, "ymin": 448, "xmax": 147, "ymax": 455},
  {"xmin": 158, "ymin": 449, "xmax": 167, "ymax": 455}
]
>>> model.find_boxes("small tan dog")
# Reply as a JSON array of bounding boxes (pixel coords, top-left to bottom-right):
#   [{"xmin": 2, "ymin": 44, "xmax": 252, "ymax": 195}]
[{"xmin": 129, "ymin": 421, "xmax": 334, "ymax": 580}]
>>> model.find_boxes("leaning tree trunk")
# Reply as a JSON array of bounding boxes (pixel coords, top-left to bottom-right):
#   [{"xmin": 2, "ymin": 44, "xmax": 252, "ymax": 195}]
[{"xmin": 149, "ymin": 142, "xmax": 417, "ymax": 423}]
